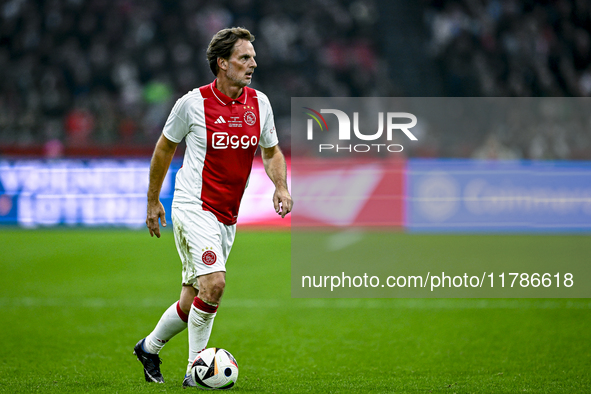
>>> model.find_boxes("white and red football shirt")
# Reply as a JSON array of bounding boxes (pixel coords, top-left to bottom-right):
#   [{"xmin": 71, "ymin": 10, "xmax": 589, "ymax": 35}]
[{"xmin": 163, "ymin": 80, "xmax": 278, "ymax": 225}]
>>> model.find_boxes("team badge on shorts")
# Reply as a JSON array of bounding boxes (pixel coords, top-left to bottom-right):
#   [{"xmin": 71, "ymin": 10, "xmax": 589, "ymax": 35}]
[
  {"xmin": 202, "ymin": 250, "xmax": 217, "ymax": 265},
  {"xmin": 244, "ymin": 111, "xmax": 256, "ymax": 126}
]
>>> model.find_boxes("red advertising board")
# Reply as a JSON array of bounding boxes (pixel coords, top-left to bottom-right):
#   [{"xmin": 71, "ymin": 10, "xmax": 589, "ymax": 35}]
[{"xmin": 290, "ymin": 158, "xmax": 405, "ymax": 228}]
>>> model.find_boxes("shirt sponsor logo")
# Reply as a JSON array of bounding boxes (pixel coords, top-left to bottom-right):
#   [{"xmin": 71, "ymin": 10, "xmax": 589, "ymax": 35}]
[{"xmin": 212, "ymin": 132, "xmax": 259, "ymax": 149}]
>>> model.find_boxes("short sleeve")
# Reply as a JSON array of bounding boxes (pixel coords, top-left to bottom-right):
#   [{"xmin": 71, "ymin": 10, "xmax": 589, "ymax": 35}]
[
  {"xmin": 162, "ymin": 98, "xmax": 191, "ymax": 143},
  {"xmin": 257, "ymin": 92, "xmax": 279, "ymax": 149}
]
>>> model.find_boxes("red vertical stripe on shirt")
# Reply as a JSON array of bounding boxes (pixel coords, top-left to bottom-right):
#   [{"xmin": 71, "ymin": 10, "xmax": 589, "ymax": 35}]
[{"xmin": 199, "ymin": 85, "xmax": 261, "ymax": 225}]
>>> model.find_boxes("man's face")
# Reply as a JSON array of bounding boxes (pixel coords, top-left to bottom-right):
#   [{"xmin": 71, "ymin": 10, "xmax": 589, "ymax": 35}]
[{"xmin": 224, "ymin": 39, "xmax": 257, "ymax": 87}]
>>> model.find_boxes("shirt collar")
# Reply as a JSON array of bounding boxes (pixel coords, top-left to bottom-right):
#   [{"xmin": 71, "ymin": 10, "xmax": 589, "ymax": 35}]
[{"xmin": 210, "ymin": 79, "xmax": 248, "ymax": 105}]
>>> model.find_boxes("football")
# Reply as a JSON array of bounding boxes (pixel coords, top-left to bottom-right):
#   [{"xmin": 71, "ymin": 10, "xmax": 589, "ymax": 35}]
[{"xmin": 190, "ymin": 347, "xmax": 239, "ymax": 390}]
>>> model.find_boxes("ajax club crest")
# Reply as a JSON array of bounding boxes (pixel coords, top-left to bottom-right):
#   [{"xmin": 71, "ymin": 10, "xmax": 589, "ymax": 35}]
[
  {"xmin": 244, "ymin": 111, "xmax": 256, "ymax": 126},
  {"xmin": 202, "ymin": 250, "xmax": 217, "ymax": 265}
]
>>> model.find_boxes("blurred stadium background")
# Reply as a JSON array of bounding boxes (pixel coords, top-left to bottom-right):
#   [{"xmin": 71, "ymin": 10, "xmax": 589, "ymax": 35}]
[
  {"xmin": 1, "ymin": 1, "xmax": 591, "ymax": 392},
  {"xmin": 2, "ymin": 0, "xmax": 591, "ymax": 160},
  {"xmin": 2, "ymin": 0, "xmax": 591, "ymax": 228}
]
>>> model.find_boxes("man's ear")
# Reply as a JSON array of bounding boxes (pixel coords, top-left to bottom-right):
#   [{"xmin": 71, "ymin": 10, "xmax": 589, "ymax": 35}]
[{"xmin": 217, "ymin": 57, "xmax": 227, "ymax": 72}]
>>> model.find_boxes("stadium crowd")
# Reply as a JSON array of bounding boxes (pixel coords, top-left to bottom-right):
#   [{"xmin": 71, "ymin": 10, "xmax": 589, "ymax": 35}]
[
  {"xmin": 1, "ymin": 0, "xmax": 590, "ymax": 160},
  {"xmin": 0, "ymin": 0, "xmax": 383, "ymax": 155},
  {"xmin": 424, "ymin": 0, "xmax": 591, "ymax": 159}
]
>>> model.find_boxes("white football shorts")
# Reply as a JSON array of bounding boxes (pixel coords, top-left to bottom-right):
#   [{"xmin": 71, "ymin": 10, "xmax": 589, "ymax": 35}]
[{"xmin": 171, "ymin": 204, "xmax": 236, "ymax": 289}]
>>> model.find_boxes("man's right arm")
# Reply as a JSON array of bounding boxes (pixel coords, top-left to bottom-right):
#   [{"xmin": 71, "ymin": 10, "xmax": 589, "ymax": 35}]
[{"xmin": 146, "ymin": 134, "xmax": 179, "ymax": 238}]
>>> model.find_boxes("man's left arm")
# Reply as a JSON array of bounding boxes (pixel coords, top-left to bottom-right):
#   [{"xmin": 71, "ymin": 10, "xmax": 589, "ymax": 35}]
[{"xmin": 261, "ymin": 144, "xmax": 293, "ymax": 218}]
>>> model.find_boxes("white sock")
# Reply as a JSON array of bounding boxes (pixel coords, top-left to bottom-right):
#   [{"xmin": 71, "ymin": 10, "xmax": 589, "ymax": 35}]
[
  {"xmin": 187, "ymin": 297, "xmax": 218, "ymax": 370},
  {"xmin": 144, "ymin": 301, "xmax": 189, "ymax": 354}
]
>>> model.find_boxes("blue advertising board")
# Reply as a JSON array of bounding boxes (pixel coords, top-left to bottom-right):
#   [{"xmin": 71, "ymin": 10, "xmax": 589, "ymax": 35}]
[
  {"xmin": 0, "ymin": 159, "xmax": 178, "ymax": 227},
  {"xmin": 406, "ymin": 159, "xmax": 591, "ymax": 232},
  {"xmin": 3, "ymin": 158, "xmax": 591, "ymax": 232}
]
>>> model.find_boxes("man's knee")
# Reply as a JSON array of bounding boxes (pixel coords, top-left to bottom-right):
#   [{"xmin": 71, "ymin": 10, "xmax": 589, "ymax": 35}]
[
  {"xmin": 197, "ymin": 273, "xmax": 225, "ymax": 305},
  {"xmin": 212, "ymin": 277, "xmax": 226, "ymax": 295}
]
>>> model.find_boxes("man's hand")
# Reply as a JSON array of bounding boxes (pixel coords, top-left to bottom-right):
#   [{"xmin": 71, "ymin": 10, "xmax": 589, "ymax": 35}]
[
  {"xmin": 262, "ymin": 144, "xmax": 293, "ymax": 219},
  {"xmin": 146, "ymin": 134, "xmax": 178, "ymax": 238},
  {"xmin": 146, "ymin": 201, "xmax": 166, "ymax": 238},
  {"xmin": 273, "ymin": 187, "xmax": 293, "ymax": 218},
  {"xmin": 146, "ymin": 200, "xmax": 167, "ymax": 238}
]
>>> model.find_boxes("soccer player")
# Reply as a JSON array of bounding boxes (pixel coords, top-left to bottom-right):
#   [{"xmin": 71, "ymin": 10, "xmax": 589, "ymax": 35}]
[{"xmin": 133, "ymin": 27, "xmax": 292, "ymax": 386}]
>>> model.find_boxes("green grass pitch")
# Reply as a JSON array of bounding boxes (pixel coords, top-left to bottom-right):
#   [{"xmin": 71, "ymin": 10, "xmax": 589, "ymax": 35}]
[{"xmin": 0, "ymin": 229, "xmax": 590, "ymax": 393}]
